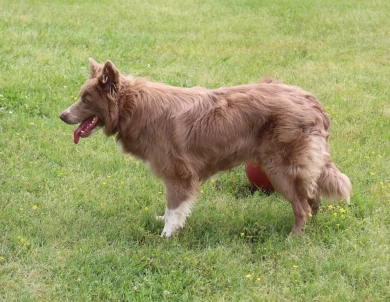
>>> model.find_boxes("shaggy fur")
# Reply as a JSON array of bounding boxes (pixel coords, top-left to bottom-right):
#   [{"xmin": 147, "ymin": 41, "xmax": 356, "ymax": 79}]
[{"xmin": 60, "ymin": 59, "xmax": 352, "ymax": 237}]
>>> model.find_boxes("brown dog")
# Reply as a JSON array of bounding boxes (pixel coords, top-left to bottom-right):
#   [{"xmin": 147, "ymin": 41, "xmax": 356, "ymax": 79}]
[{"xmin": 60, "ymin": 59, "xmax": 351, "ymax": 237}]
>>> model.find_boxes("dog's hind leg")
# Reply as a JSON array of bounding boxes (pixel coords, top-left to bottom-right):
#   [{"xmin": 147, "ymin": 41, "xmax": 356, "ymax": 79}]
[
  {"xmin": 308, "ymin": 196, "xmax": 320, "ymax": 215},
  {"xmin": 160, "ymin": 177, "xmax": 200, "ymax": 237},
  {"xmin": 289, "ymin": 195, "xmax": 310, "ymax": 235},
  {"xmin": 281, "ymin": 187, "xmax": 311, "ymax": 235},
  {"xmin": 262, "ymin": 164, "xmax": 312, "ymax": 235}
]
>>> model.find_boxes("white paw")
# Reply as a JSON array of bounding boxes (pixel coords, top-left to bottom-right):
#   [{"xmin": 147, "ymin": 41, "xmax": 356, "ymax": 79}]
[
  {"xmin": 159, "ymin": 199, "xmax": 195, "ymax": 237},
  {"xmin": 160, "ymin": 208, "xmax": 184, "ymax": 237},
  {"xmin": 160, "ymin": 222, "xmax": 181, "ymax": 237}
]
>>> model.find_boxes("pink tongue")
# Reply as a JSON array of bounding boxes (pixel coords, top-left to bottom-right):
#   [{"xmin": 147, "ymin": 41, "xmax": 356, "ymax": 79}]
[
  {"xmin": 73, "ymin": 116, "xmax": 98, "ymax": 144},
  {"xmin": 73, "ymin": 128, "xmax": 81, "ymax": 144}
]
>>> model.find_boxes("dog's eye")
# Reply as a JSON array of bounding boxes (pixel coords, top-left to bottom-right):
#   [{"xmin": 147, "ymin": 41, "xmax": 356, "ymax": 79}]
[{"xmin": 82, "ymin": 98, "xmax": 89, "ymax": 103}]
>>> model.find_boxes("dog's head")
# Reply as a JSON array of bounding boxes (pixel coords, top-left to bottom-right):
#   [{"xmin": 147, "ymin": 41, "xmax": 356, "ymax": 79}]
[{"xmin": 60, "ymin": 58, "xmax": 121, "ymax": 144}]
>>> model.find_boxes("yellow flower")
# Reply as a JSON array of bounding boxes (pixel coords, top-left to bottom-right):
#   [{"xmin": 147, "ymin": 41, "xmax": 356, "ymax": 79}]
[
  {"xmin": 32, "ymin": 205, "xmax": 38, "ymax": 210},
  {"xmin": 339, "ymin": 208, "xmax": 346, "ymax": 214},
  {"xmin": 370, "ymin": 172, "xmax": 375, "ymax": 176},
  {"xmin": 144, "ymin": 207, "xmax": 149, "ymax": 211},
  {"xmin": 0, "ymin": 256, "xmax": 4, "ymax": 262},
  {"xmin": 20, "ymin": 208, "xmax": 24, "ymax": 211},
  {"xmin": 348, "ymin": 149, "xmax": 352, "ymax": 152},
  {"xmin": 308, "ymin": 213, "xmax": 312, "ymax": 217},
  {"xmin": 246, "ymin": 274, "xmax": 253, "ymax": 279},
  {"xmin": 107, "ymin": 175, "xmax": 111, "ymax": 178},
  {"xmin": 200, "ymin": 190, "xmax": 204, "ymax": 194},
  {"xmin": 102, "ymin": 182, "xmax": 107, "ymax": 185},
  {"xmin": 136, "ymin": 161, "xmax": 140, "ymax": 166},
  {"xmin": 333, "ymin": 213, "xmax": 338, "ymax": 217},
  {"xmin": 256, "ymin": 277, "xmax": 261, "ymax": 281},
  {"xmin": 327, "ymin": 205, "xmax": 333, "ymax": 210},
  {"xmin": 336, "ymin": 224, "xmax": 340, "ymax": 227},
  {"xmin": 241, "ymin": 232, "xmax": 245, "ymax": 237},
  {"xmin": 293, "ymin": 265, "xmax": 298, "ymax": 269}
]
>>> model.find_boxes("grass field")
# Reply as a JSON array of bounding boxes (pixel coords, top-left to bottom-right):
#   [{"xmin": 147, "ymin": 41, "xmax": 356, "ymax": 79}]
[{"xmin": 1, "ymin": 0, "xmax": 390, "ymax": 300}]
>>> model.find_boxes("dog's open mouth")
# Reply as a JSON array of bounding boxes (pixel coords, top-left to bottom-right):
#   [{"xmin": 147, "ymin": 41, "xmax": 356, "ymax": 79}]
[{"xmin": 73, "ymin": 116, "xmax": 100, "ymax": 144}]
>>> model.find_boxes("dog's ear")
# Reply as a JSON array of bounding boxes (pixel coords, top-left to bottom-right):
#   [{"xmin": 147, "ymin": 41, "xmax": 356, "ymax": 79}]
[
  {"xmin": 89, "ymin": 58, "xmax": 102, "ymax": 78},
  {"xmin": 98, "ymin": 61, "xmax": 120, "ymax": 101}
]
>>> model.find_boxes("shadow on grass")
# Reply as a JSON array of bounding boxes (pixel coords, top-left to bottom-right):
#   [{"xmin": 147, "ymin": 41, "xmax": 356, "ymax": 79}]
[{"xmin": 133, "ymin": 185, "xmax": 295, "ymax": 249}]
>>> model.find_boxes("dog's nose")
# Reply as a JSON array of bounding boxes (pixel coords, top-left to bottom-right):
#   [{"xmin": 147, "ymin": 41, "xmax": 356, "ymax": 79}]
[{"xmin": 59, "ymin": 112, "xmax": 67, "ymax": 122}]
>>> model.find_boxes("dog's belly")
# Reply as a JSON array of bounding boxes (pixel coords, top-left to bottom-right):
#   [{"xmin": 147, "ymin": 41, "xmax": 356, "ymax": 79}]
[
  {"xmin": 198, "ymin": 163, "xmax": 241, "ymax": 181},
  {"xmin": 196, "ymin": 151, "xmax": 252, "ymax": 181}
]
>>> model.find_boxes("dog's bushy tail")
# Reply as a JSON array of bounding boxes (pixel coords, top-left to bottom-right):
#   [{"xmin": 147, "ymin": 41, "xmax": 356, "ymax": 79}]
[{"xmin": 318, "ymin": 162, "xmax": 352, "ymax": 202}]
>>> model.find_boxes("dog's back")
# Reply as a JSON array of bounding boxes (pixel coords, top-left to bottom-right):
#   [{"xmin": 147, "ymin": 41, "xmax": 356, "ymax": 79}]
[{"xmin": 160, "ymin": 81, "xmax": 330, "ymax": 179}]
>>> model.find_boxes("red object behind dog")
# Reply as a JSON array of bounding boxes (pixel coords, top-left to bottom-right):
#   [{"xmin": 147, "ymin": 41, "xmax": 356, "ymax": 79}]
[{"xmin": 245, "ymin": 162, "xmax": 274, "ymax": 192}]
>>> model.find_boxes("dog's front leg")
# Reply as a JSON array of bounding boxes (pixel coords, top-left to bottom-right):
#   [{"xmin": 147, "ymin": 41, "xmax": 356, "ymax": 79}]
[{"xmin": 160, "ymin": 178, "xmax": 199, "ymax": 237}]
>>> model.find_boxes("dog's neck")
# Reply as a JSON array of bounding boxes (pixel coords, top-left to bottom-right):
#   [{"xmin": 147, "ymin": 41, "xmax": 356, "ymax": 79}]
[{"xmin": 112, "ymin": 76, "xmax": 140, "ymax": 133}]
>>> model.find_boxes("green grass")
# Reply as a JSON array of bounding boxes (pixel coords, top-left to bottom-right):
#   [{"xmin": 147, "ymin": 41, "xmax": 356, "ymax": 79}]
[{"xmin": 1, "ymin": 0, "xmax": 390, "ymax": 300}]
